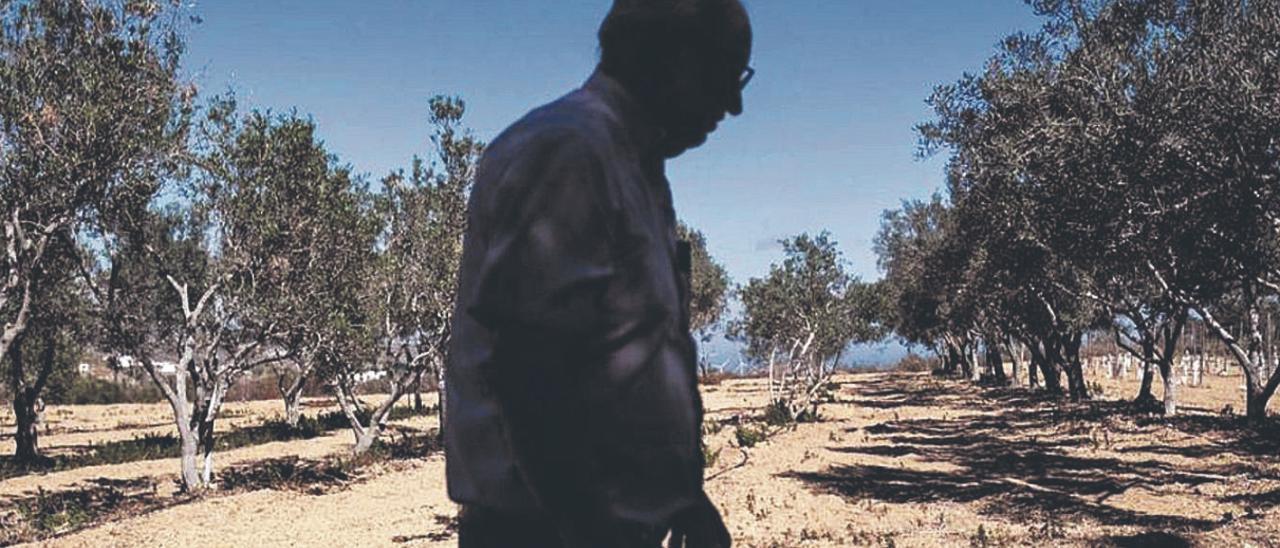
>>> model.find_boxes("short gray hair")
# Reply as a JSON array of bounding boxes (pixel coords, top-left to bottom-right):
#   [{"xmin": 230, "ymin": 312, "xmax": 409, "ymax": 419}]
[{"xmin": 597, "ymin": 0, "xmax": 746, "ymax": 82}]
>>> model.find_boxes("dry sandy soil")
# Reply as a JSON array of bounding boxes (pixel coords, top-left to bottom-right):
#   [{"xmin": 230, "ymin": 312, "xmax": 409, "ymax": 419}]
[{"xmin": 2, "ymin": 369, "xmax": 1279, "ymax": 547}]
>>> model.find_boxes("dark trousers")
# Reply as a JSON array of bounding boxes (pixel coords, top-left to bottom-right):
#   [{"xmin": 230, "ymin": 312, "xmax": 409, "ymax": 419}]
[
  {"xmin": 457, "ymin": 505, "xmax": 666, "ymax": 548},
  {"xmin": 458, "ymin": 505, "xmax": 562, "ymax": 548}
]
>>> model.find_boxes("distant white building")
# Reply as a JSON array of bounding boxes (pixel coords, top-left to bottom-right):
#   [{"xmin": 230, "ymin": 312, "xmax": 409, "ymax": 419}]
[
  {"xmin": 103, "ymin": 355, "xmax": 178, "ymax": 375},
  {"xmin": 353, "ymin": 370, "xmax": 388, "ymax": 383},
  {"xmin": 78, "ymin": 363, "xmax": 92, "ymax": 375}
]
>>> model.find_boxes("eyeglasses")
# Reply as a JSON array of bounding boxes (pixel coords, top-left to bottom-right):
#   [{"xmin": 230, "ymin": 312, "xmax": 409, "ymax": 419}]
[{"xmin": 739, "ymin": 66, "xmax": 755, "ymax": 90}]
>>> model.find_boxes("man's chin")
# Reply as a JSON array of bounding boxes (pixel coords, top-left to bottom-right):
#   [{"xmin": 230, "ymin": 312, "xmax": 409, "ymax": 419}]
[{"xmin": 661, "ymin": 131, "xmax": 710, "ymax": 158}]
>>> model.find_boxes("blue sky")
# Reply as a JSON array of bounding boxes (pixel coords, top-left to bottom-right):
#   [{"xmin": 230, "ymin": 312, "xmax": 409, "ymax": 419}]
[{"xmin": 184, "ymin": 1, "xmax": 1045, "ymax": 365}]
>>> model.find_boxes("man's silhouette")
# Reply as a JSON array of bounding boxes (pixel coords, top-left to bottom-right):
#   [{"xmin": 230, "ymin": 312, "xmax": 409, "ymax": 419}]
[{"xmin": 445, "ymin": 1, "xmax": 752, "ymax": 546}]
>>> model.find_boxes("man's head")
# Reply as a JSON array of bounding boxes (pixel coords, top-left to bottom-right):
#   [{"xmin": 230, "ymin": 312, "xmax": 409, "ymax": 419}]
[{"xmin": 598, "ymin": 0, "xmax": 753, "ymax": 158}]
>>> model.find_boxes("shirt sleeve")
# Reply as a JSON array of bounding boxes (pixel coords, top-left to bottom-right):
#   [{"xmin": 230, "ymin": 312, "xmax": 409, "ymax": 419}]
[
  {"xmin": 467, "ymin": 131, "xmax": 619, "ymax": 337},
  {"xmin": 465, "ymin": 132, "xmax": 665, "ymax": 545}
]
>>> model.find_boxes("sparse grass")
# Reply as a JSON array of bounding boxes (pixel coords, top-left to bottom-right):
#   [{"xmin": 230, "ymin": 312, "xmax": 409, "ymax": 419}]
[
  {"xmin": 0, "ymin": 429, "xmax": 442, "ymax": 546},
  {"xmin": 0, "ymin": 405, "xmax": 437, "ymax": 481},
  {"xmin": 217, "ymin": 456, "xmax": 358, "ymax": 495},
  {"xmin": 969, "ymin": 523, "xmax": 1018, "ymax": 548},
  {"xmin": 0, "ymin": 478, "xmax": 162, "ymax": 546},
  {"xmin": 763, "ymin": 398, "xmax": 820, "ymax": 426},
  {"xmin": 702, "ymin": 442, "xmax": 722, "ymax": 468},
  {"xmin": 735, "ymin": 424, "xmax": 768, "ymax": 448}
]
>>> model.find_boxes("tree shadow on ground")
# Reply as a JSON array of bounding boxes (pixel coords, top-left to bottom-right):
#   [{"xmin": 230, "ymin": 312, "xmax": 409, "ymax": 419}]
[
  {"xmin": 1103, "ymin": 531, "xmax": 1193, "ymax": 547},
  {"xmin": 839, "ymin": 377, "xmax": 963, "ymax": 410},
  {"xmin": 0, "ymin": 430, "xmax": 442, "ymax": 545},
  {"xmin": 0, "ymin": 476, "xmax": 173, "ymax": 546},
  {"xmin": 218, "ymin": 456, "xmax": 362, "ymax": 495},
  {"xmin": 37, "ymin": 421, "xmax": 173, "ymax": 438},
  {"xmin": 391, "ymin": 514, "xmax": 459, "ymax": 543},
  {"xmin": 785, "ymin": 376, "xmax": 1280, "ymax": 537},
  {"xmin": 0, "ymin": 406, "xmax": 439, "ymax": 482}
]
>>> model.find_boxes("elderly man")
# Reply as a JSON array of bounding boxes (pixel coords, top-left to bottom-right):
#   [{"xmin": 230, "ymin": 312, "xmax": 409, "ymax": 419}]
[{"xmin": 445, "ymin": 1, "xmax": 752, "ymax": 546}]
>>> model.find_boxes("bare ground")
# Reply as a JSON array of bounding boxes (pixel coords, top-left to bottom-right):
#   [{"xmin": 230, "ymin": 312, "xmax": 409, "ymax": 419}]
[{"xmin": 3, "ymin": 372, "xmax": 1279, "ymax": 547}]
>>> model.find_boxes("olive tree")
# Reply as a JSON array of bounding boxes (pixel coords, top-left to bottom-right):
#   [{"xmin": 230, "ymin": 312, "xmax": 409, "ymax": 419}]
[
  {"xmin": 328, "ymin": 96, "xmax": 483, "ymax": 453},
  {"xmin": 732, "ymin": 232, "xmax": 883, "ymax": 421},
  {"xmin": 104, "ymin": 101, "xmax": 361, "ymax": 491},
  {"xmin": 3, "ymin": 236, "xmax": 91, "ymax": 462},
  {"xmin": 677, "ymin": 221, "xmax": 730, "ymax": 376},
  {"xmin": 0, "ymin": 0, "xmax": 189, "ymax": 462},
  {"xmin": 242, "ymin": 116, "xmax": 377, "ymax": 430},
  {"xmin": 1139, "ymin": 0, "xmax": 1280, "ymax": 422}
]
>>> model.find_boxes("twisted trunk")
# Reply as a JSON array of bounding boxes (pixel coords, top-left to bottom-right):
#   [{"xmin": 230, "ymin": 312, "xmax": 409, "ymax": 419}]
[
  {"xmin": 12, "ymin": 391, "xmax": 41, "ymax": 463},
  {"xmin": 412, "ymin": 370, "xmax": 424, "ymax": 412},
  {"xmin": 1028, "ymin": 344, "xmax": 1040, "ymax": 389},
  {"xmin": 1156, "ymin": 311, "xmax": 1188, "ymax": 416},
  {"xmin": 162, "ymin": 362, "xmax": 203, "ymax": 492},
  {"xmin": 336, "ymin": 368, "xmax": 412, "ymax": 454},
  {"xmin": 1060, "ymin": 332, "xmax": 1089, "ymax": 401},
  {"xmin": 7, "ymin": 332, "xmax": 54, "ymax": 463},
  {"xmin": 987, "ymin": 341, "xmax": 1007, "ymax": 385},
  {"xmin": 1193, "ymin": 286, "xmax": 1280, "ymax": 424},
  {"xmin": 147, "ymin": 336, "xmax": 230, "ymax": 493},
  {"xmin": 944, "ymin": 338, "xmax": 962, "ymax": 376},
  {"xmin": 1005, "ymin": 339, "xmax": 1022, "ymax": 385},
  {"xmin": 278, "ymin": 361, "xmax": 312, "ymax": 428},
  {"xmin": 1029, "ymin": 339, "xmax": 1061, "ymax": 395},
  {"xmin": 1136, "ymin": 341, "xmax": 1156, "ymax": 404},
  {"xmin": 968, "ymin": 339, "xmax": 982, "ymax": 383},
  {"xmin": 435, "ymin": 360, "xmax": 447, "ymax": 441}
]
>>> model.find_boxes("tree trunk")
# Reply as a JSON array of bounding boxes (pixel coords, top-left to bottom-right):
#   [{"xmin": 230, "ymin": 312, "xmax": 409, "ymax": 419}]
[
  {"xmin": 284, "ymin": 395, "xmax": 303, "ymax": 429},
  {"xmin": 189, "ymin": 379, "xmax": 228, "ymax": 490},
  {"xmin": 8, "ymin": 333, "xmax": 54, "ymax": 463},
  {"xmin": 335, "ymin": 372, "xmax": 408, "ymax": 455},
  {"xmin": 1244, "ymin": 345, "xmax": 1280, "ymax": 423},
  {"xmin": 1027, "ymin": 341, "xmax": 1041, "ymax": 389},
  {"xmin": 1157, "ymin": 310, "xmax": 1187, "ymax": 416},
  {"xmin": 198, "ymin": 415, "xmax": 216, "ymax": 486},
  {"xmin": 949, "ymin": 342, "xmax": 967, "ymax": 379},
  {"xmin": 1057, "ymin": 333, "xmax": 1089, "ymax": 401},
  {"xmin": 277, "ymin": 358, "xmax": 316, "ymax": 429},
  {"xmin": 153, "ymin": 355, "xmax": 206, "ymax": 493},
  {"xmin": 1005, "ymin": 341, "xmax": 1021, "ymax": 385},
  {"xmin": 987, "ymin": 342, "xmax": 1007, "ymax": 385},
  {"xmin": 172, "ymin": 373, "xmax": 202, "ymax": 493},
  {"xmin": 1031, "ymin": 341, "xmax": 1062, "ymax": 395},
  {"xmin": 969, "ymin": 342, "xmax": 982, "ymax": 383},
  {"xmin": 280, "ymin": 371, "xmax": 307, "ymax": 429},
  {"xmin": 13, "ymin": 390, "xmax": 40, "ymax": 462},
  {"xmin": 0, "ymin": 290, "xmax": 33, "ymax": 383},
  {"xmin": 1159, "ymin": 358, "xmax": 1177, "ymax": 416},
  {"xmin": 435, "ymin": 360, "xmax": 447, "ymax": 441},
  {"xmin": 1132, "ymin": 333, "xmax": 1159, "ymax": 407},
  {"xmin": 178, "ymin": 423, "xmax": 202, "ymax": 491},
  {"xmin": 353, "ymin": 424, "xmax": 381, "ymax": 454},
  {"xmin": 1244, "ymin": 370, "xmax": 1278, "ymax": 422},
  {"xmin": 8, "ymin": 339, "xmax": 38, "ymax": 463},
  {"xmin": 1194, "ymin": 293, "xmax": 1279, "ymax": 424},
  {"xmin": 1137, "ymin": 360, "xmax": 1155, "ymax": 402},
  {"xmin": 412, "ymin": 370, "xmax": 424, "ymax": 412}
]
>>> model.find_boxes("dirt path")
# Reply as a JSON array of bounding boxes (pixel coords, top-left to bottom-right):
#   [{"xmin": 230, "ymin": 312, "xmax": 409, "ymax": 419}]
[
  {"xmin": 30, "ymin": 456, "xmax": 457, "ymax": 548},
  {"xmin": 15, "ymin": 373, "xmax": 1280, "ymax": 547}
]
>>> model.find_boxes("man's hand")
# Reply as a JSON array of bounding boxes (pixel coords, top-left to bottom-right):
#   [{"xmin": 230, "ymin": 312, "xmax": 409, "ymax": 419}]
[{"xmin": 667, "ymin": 491, "xmax": 731, "ymax": 548}]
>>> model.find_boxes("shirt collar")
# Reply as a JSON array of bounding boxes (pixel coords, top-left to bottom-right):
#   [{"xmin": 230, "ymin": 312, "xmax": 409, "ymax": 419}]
[{"xmin": 583, "ymin": 68, "xmax": 665, "ymax": 161}]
